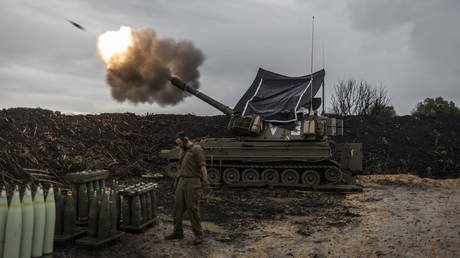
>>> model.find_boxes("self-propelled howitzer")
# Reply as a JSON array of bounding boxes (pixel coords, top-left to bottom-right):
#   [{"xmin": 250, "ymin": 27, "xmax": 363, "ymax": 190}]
[{"xmin": 162, "ymin": 73, "xmax": 362, "ymax": 188}]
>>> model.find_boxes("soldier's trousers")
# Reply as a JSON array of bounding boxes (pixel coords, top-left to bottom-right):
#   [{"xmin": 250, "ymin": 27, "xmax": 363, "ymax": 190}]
[{"xmin": 173, "ymin": 177, "xmax": 203, "ymax": 236}]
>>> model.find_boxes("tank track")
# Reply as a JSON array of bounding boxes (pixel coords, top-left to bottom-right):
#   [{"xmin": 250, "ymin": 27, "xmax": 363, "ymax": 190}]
[{"xmin": 206, "ymin": 161, "xmax": 355, "ymax": 187}]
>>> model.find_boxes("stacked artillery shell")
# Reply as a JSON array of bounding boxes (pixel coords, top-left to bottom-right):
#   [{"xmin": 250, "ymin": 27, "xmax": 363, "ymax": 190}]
[
  {"xmin": 0, "ymin": 185, "xmax": 59, "ymax": 258},
  {"xmin": 20, "ymin": 187, "xmax": 34, "ymax": 258},
  {"xmin": 76, "ymin": 185, "xmax": 124, "ymax": 247},
  {"xmin": 119, "ymin": 182, "xmax": 158, "ymax": 231},
  {"xmin": 63, "ymin": 169, "xmax": 109, "ymax": 224},
  {"xmin": 4, "ymin": 186, "xmax": 22, "ymax": 258}
]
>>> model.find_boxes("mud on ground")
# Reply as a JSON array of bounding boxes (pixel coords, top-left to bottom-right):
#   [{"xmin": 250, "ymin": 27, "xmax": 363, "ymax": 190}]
[{"xmin": 55, "ymin": 174, "xmax": 460, "ymax": 258}]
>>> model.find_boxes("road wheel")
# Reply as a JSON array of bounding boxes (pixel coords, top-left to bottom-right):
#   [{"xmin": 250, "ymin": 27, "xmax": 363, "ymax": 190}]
[
  {"xmin": 207, "ymin": 168, "xmax": 221, "ymax": 184},
  {"xmin": 301, "ymin": 170, "xmax": 321, "ymax": 186},
  {"xmin": 325, "ymin": 167, "xmax": 342, "ymax": 184},
  {"xmin": 242, "ymin": 169, "xmax": 259, "ymax": 182},
  {"xmin": 281, "ymin": 169, "xmax": 299, "ymax": 184},
  {"xmin": 223, "ymin": 168, "xmax": 240, "ymax": 184},
  {"xmin": 261, "ymin": 169, "xmax": 279, "ymax": 184}
]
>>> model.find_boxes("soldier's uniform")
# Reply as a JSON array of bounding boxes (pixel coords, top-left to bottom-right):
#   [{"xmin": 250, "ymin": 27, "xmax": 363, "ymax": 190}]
[{"xmin": 173, "ymin": 143, "xmax": 206, "ymax": 237}]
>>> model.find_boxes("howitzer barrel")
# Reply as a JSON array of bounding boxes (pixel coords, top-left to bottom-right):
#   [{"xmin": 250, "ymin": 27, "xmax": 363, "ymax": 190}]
[{"xmin": 169, "ymin": 75, "xmax": 233, "ymax": 116}]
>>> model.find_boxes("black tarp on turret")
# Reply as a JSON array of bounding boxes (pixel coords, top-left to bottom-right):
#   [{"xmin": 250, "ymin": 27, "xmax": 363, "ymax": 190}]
[{"xmin": 234, "ymin": 68, "xmax": 325, "ymax": 128}]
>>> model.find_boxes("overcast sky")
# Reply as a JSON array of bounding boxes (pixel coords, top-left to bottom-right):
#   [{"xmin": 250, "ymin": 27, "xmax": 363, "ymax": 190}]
[{"xmin": 1, "ymin": 0, "xmax": 459, "ymax": 116}]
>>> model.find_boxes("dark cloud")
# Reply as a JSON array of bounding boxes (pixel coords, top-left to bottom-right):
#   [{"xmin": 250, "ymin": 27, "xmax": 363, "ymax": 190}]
[
  {"xmin": 1, "ymin": 0, "xmax": 459, "ymax": 115},
  {"xmin": 348, "ymin": 0, "xmax": 460, "ymax": 109}
]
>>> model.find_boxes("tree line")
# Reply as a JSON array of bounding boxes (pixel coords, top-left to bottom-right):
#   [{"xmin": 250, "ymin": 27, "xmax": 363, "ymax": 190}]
[{"xmin": 329, "ymin": 79, "xmax": 459, "ymax": 117}]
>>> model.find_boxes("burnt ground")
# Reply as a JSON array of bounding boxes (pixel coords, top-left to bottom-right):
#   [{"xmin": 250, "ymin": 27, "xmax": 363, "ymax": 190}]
[
  {"xmin": 1, "ymin": 108, "xmax": 460, "ymax": 184},
  {"xmin": 53, "ymin": 174, "xmax": 460, "ymax": 258}
]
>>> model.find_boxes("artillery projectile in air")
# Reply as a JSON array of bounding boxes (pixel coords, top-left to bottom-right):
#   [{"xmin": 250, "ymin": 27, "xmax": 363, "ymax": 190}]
[{"xmin": 67, "ymin": 20, "xmax": 86, "ymax": 31}]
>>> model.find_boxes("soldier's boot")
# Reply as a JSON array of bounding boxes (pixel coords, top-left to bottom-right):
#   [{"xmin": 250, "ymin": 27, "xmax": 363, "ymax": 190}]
[
  {"xmin": 193, "ymin": 235, "xmax": 203, "ymax": 245},
  {"xmin": 164, "ymin": 232, "xmax": 184, "ymax": 240}
]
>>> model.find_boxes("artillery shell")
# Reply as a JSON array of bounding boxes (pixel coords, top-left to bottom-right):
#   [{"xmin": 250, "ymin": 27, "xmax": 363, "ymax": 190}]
[
  {"xmin": 150, "ymin": 190, "xmax": 157, "ymax": 219},
  {"xmin": 71, "ymin": 184, "xmax": 78, "ymax": 215},
  {"xmin": 114, "ymin": 181, "xmax": 121, "ymax": 228},
  {"xmin": 63, "ymin": 192, "xmax": 76, "ymax": 235},
  {"xmin": 121, "ymin": 196, "xmax": 131, "ymax": 226},
  {"xmin": 0, "ymin": 187, "xmax": 8, "ymax": 258},
  {"xmin": 32, "ymin": 186, "xmax": 45, "ymax": 257},
  {"xmin": 87, "ymin": 191, "xmax": 99, "ymax": 238},
  {"xmin": 131, "ymin": 195, "xmax": 142, "ymax": 226},
  {"xmin": 4, "ymin": 186, "xmax": 22, "ymax": 258},
  {"xmin": 97, "ymin": 194, "xmax": 111, "ymax": 239},
  {"xmin": 43, "ymin": 186, "xmax": 56, "ymax": 255},
  {"xmin": 109, "ymin": 191, "xmax": 117, "ymax": 234},
  {"xmin": 87, "ymin": 182, "xmax": 94, "ymax": 203},
  {"xmin": 146, "ymin": 192, "xmax": 152, "ymax": 220},
  {"xmin": 20, "ymin": 187, "xmax": 34, "ymax": 258},
  {"xmin": 54, "ymin": 189, "xmax": 63, "ymax": 235},
  {"xmin": 94, "ymin": 180, "xmax": 100, "ymax": 192},
  {"xmin": 140, "ymin": 194, "xmax": 147, "ymax": 223},
  {"xmin": 78, "ymin": 183, "xmax": 88, "ymax": 221}
]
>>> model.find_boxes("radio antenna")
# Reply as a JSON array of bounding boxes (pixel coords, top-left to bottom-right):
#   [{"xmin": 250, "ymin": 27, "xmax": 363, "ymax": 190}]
[
  {"xmin": 309, "ymin": 16, "xmax": 315, "ymax": 116},
  {"xmin": 322, "ymin": 43, "xmax": 325, "ymax": 115}
]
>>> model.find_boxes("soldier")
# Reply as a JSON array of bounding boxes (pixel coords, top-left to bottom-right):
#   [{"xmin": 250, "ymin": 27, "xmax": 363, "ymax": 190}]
[{"xmin": 165, "ymin": 131, "xmax": 208, "ymax": 245}]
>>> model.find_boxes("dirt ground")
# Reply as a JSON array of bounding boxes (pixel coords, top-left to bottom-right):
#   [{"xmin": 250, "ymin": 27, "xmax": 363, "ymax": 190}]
[{"xmin": 55, "ymin": 174, "xmax": 460, "ymax": 258}]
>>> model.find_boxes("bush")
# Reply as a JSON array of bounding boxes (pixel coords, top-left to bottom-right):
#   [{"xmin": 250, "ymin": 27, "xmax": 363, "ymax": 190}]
[{"xmin": 412, "ymin": 97, "xmax": 460, "ymax": 116}]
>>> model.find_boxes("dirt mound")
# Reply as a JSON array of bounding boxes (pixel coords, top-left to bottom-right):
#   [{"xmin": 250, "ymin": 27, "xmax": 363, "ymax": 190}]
[
  {"xmin": 1, "ymin": 108, "xmax": 459, "ymax": 182},
  {"xmin": 0, "ymin": 108, "xmax": 230, "ymax": 183},
  {"xmin": 338, "ymin": 115, "xmax": 460, "ymax": 179}
]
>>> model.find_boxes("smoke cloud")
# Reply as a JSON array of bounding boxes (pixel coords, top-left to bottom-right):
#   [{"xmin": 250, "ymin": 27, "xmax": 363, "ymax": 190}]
[{"xmin": 100, "ymin": 27, "xmax": 205, "ymax": 106}]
